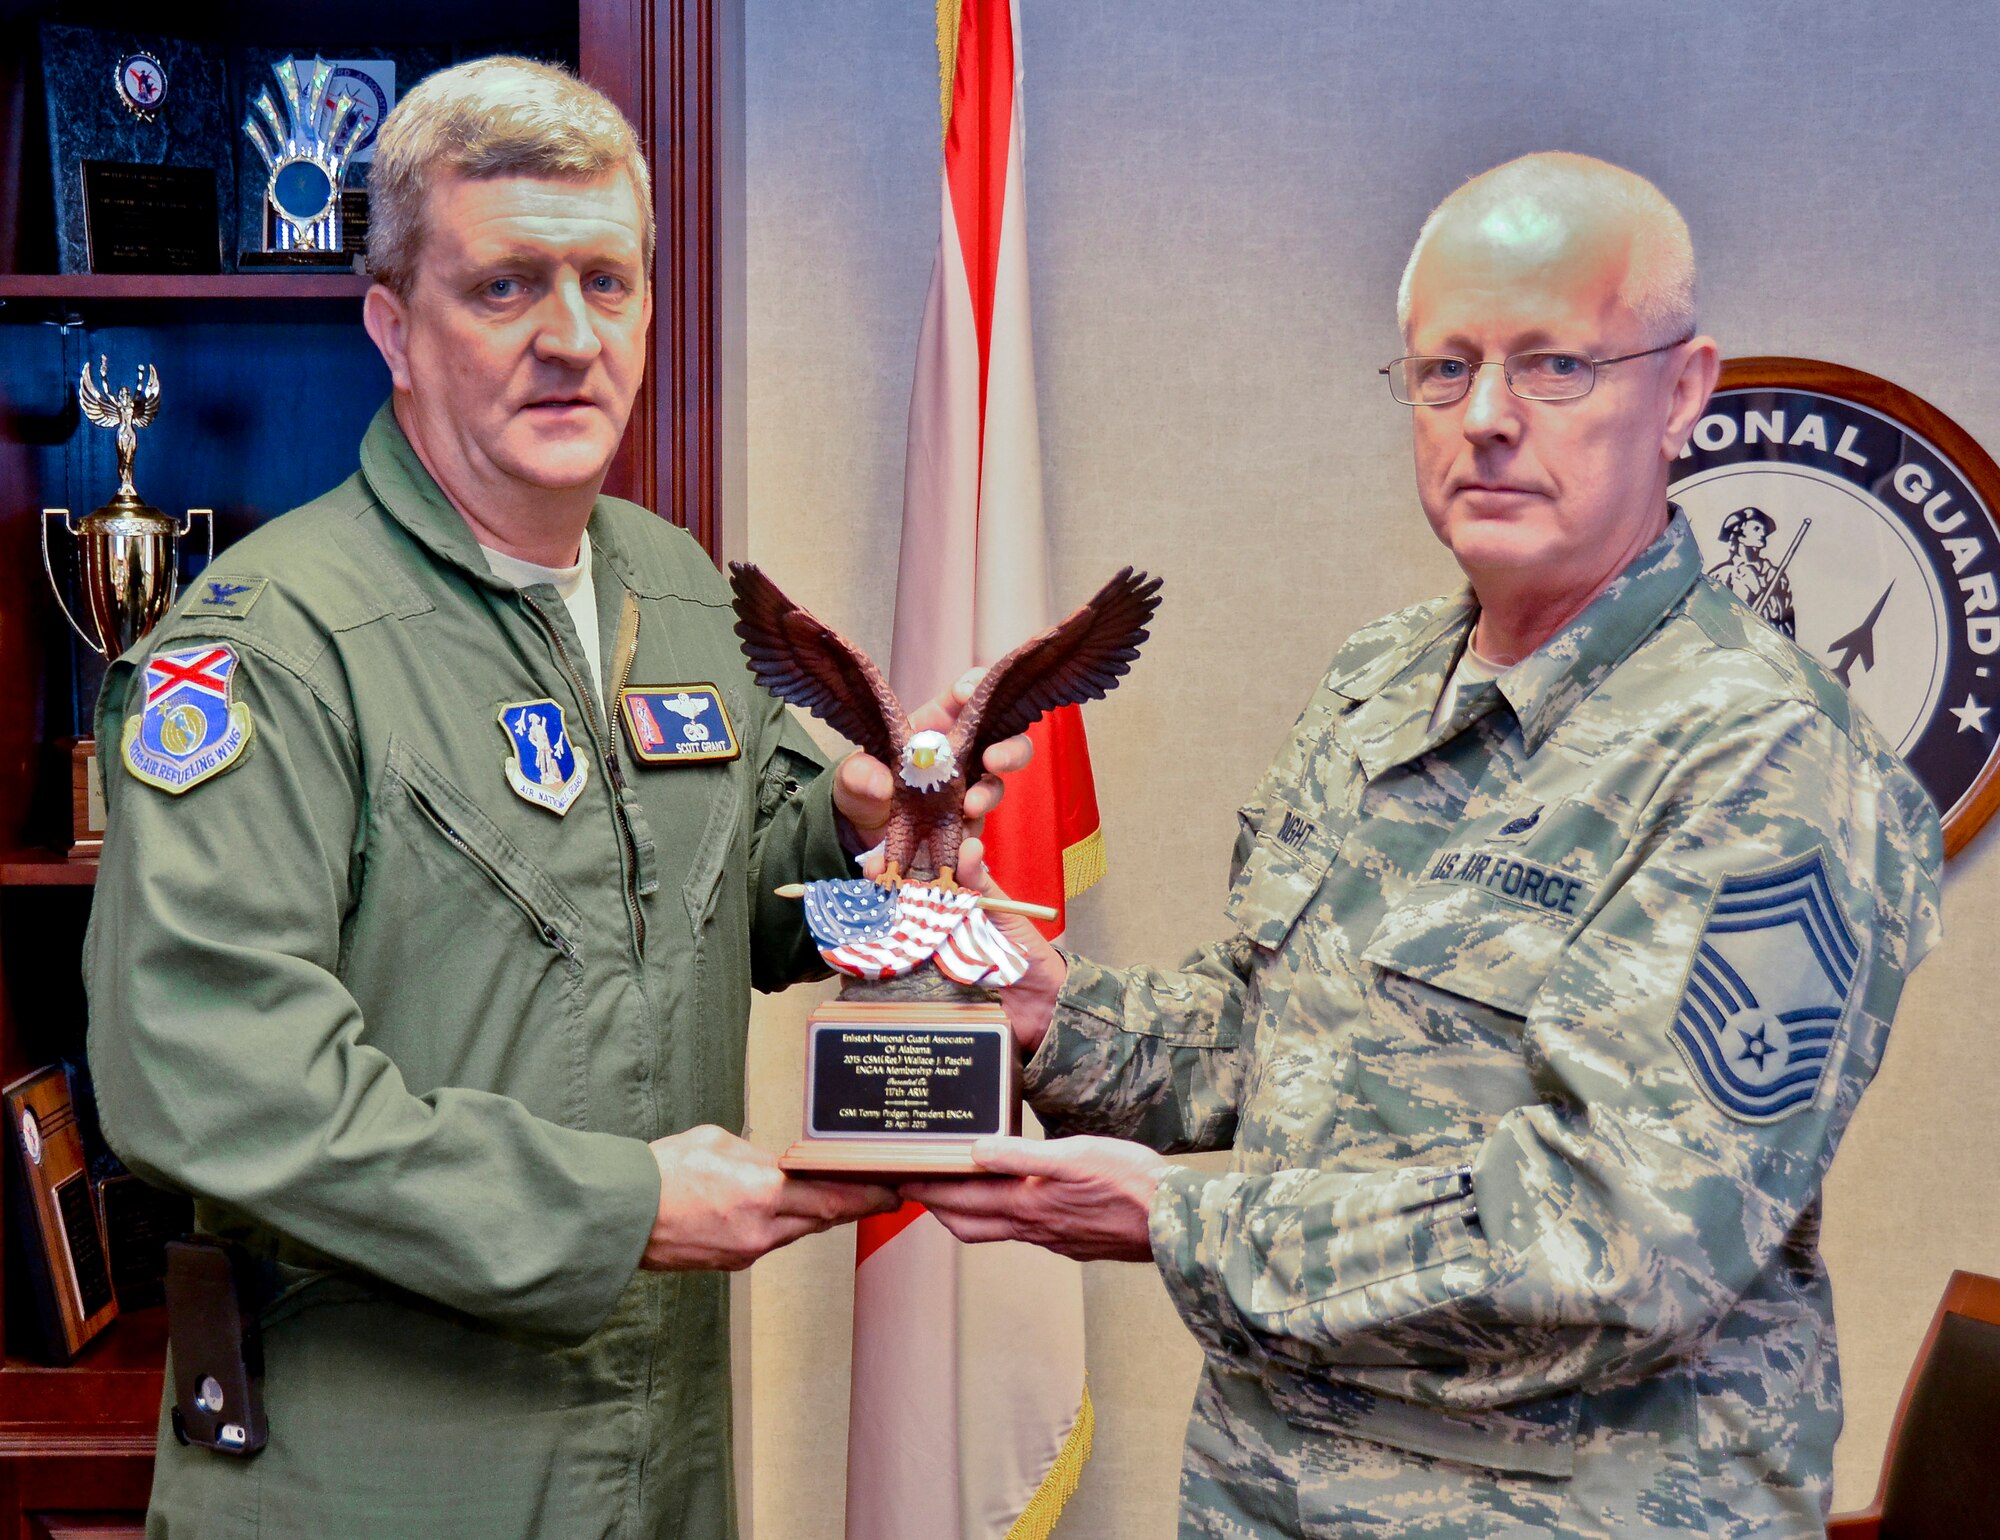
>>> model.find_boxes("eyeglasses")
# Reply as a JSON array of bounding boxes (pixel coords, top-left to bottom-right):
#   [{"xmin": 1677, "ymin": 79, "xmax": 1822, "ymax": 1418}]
[{"xmin": 1380, "ymin": 335, "xmax": 1693, "ymax": 406}]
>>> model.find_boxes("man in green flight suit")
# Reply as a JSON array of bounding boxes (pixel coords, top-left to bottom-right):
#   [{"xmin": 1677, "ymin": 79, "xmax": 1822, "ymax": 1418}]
[
  {"xmin": 912, "ymin": 154, "xmax": 1945, "ymax": 1537},
  {"xmin": 84, "ymin": 56, "xmax": 1022, "ymax": 1540}
]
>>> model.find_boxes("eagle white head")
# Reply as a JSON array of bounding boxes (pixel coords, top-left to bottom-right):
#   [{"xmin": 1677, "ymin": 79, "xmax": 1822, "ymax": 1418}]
[{"xmin": 899, "ymin": 729, "xmax": 958, "ymax": 792}]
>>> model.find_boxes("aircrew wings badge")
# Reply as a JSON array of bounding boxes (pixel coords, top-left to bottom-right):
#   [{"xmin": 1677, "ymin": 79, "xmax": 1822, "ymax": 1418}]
[
  {"xmin": 1671, "ymin": 850, "xmax": 1860, "ymax": 1123},
  {"xmin": 498, "ymin": 698, "xmax": 589, "ymax": 815},
  {"xmin": 122, "ymin": 644, "xmax": 255, "ymax": 793}
]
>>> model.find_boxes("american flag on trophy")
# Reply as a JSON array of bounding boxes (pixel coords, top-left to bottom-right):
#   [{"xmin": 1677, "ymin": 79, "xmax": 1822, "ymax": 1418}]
[{"xmin": 800, "ymin": 879, "xmax": 1027, "ymax": 988}]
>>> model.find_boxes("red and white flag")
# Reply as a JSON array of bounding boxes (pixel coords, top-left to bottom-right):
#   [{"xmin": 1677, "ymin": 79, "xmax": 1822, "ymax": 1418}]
[{"xmin": 844, "ymin": 3, "xmax": 1096, "ymax": 1536}]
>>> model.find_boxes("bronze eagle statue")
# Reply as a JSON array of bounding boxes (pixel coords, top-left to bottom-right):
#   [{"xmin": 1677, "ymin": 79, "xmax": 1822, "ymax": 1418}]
[{"xmin": 730, "ymin": 563, "xmax": 1162, "ymax": 889}]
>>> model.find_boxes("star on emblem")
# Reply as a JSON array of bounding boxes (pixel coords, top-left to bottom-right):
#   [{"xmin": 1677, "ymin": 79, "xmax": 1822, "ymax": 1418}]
[
  {"xmin": 1950, "ymin": 693, "xmax": 1991, "ymax": 735},
  {"xmin": 1736, "ymin": 1024, "xmax": 1776, "ymax": 1072}
]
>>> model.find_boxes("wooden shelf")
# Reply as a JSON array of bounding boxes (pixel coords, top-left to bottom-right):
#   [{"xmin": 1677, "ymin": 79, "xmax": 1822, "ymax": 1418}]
[
  {"xmin": 0, "ymin": 851, "xmax": 97, "ymax": 887},
  {"xmin": 0, "ymin": 1307, "xmax": 164, "ymax": 1446},
  {"xmin": 0, "ymin": 273, "xmax": 371, "ymax": 302}
]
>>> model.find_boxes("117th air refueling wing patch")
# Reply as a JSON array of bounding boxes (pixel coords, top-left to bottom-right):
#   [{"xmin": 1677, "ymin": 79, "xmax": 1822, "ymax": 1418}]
[
  {"xmin": 498, "ymin": 699, "xmax": 589, "ymax": 815},
  {"xmin": 619, "ymin": 685, "xmax": 741, "ymax": 765},
  {"xmin": 122, "ymin": 644, "xmax": 255, "ymax": 793},
  {"xmin": 1671, "ymin": 850, "xmax": 1860, "ymax": 1123}
]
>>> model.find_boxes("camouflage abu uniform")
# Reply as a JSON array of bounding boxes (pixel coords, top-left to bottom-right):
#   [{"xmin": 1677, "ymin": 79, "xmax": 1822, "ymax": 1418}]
[{"xmin": 1024, "ymin": 512, "xmax": 1943, "ymax": 1538}]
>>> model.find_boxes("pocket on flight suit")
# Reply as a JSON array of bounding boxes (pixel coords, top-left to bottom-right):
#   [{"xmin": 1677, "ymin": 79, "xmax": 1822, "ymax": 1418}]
[{"xmin": 369, "ymin": 738, "xmax": 592, "ymax": 1130}]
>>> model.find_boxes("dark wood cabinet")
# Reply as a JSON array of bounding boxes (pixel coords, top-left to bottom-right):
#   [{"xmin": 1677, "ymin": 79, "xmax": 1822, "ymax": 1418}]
[{"xmin": 0, "ymin": 3, "xmax": 724, "ymax": 1529}]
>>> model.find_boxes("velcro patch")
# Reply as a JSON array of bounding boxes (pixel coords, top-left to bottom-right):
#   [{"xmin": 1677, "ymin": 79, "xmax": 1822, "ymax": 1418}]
[
  {"xmin": 620, "ymin": 685, "xmax": 741, "ymax": 764},
  {"xmin": 498, "ymin": 698, "xmax": 589, "ymax": 815},
  {"xmin": 191, "ymin": 576, "xmax": 266, "ymax": 620},
  {"xmin": 122, "ymin": 643, "xmax": 254, "ymax": 793},
  {"xmin": 1671, "ymin": 851, "xmax": 1859, "ymax": 1123}
]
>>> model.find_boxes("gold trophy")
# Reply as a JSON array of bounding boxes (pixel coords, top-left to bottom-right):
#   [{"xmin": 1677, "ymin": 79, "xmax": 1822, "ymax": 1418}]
[{"xmin": 42, "ymin": 359, "xmax": 212, "ymax": 855}]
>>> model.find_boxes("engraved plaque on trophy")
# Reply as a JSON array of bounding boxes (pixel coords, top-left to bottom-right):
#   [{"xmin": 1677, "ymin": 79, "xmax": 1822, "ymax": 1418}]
[
  {"xmin": 79, "ymin": 159, "xmax": 224, "ymax": 274},
  {"xmin": 4, "ymin": 1066, "xmax": 119, "ymax": 1363},
  {"xmin": 791, "ymin": 1001, "xmax": 1022, "ymax": 1174},
  {"xmin": 727, "ymin": 563, "xmax": 1161, "ymax": 1176},
  {"xmin": 42, "ymin": 359, "xmax": 212, "ymax": 855}
]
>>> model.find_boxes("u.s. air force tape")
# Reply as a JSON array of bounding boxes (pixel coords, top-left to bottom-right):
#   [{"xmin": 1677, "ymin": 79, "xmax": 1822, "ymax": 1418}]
[{"xmin": 1424, "ymin": 846, "xmax": 1591, "ymax": 916}]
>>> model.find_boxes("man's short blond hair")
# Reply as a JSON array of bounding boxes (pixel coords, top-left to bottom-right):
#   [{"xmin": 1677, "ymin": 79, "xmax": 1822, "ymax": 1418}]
[
  {"xmin": 1396, "ymin": 152, "xmax": 1696, "ymax": 344},
  {"xmin": 366, "ymin": 55, "xmax": 653, "ymax": 297}
]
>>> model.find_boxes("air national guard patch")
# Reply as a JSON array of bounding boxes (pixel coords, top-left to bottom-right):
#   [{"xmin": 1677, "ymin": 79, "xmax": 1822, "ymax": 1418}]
[
  {"xmin": 498, "ymin": 699, "xmax": 589, "ymax": 815},
  {"xmin": 619, "ymin": 685, "xmax": 741, "ymax": 764},
  {"xmin": 122, "ymin": 644, "xmax": 254, "ymax": 793},
  {"xmin": 1671, "ymin": 850, "xmax": 1859, "ymax": 1123}
]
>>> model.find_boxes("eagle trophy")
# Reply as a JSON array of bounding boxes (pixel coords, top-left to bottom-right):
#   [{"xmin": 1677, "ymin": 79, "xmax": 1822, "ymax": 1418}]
[{"xmin": 730, "ymin": 563, "xmax": 1162, "ymax": 889}]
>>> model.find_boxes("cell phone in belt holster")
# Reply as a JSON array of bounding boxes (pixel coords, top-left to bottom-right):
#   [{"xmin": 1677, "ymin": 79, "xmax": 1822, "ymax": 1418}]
[{"xmin": 165, "ymin": 1237, "xmax": 268, "ymax": 1455}]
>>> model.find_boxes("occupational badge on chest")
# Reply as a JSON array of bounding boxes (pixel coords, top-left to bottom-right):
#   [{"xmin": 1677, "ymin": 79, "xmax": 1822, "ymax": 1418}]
[
  {"xmin": 122, "ymin": 644, "xmax": 255, "ymax": 793},
  {"xmin": 618, "ymin": 684, "xmax": 741, "ymax": 765},
  {"xmin": 497, "ymin": 699, "xmax": 590, "ymax": 815}
]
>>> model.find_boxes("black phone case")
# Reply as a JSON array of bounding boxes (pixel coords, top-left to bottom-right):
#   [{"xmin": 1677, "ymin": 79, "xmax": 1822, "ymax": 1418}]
[{"xmin": 164, "ymin": 1238, "xmax": 268, "ymax": 1455}]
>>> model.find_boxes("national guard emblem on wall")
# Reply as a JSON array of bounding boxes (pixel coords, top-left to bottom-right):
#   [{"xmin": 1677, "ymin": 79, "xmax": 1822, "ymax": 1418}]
[
  {"xmin": 1670, "ymin": 358, "xmax": 2000, "ymax": 854},
  {"xmin": 497, "ymin": 698, "xmax": 589, "ymax": 815},
  {"xmin": 122, "ymin": 644, "xmax": 254, "ymax": 793},
  {"xmin": 1672, "ymin": 851, "xmax": 1858, "ymax": 1123}
]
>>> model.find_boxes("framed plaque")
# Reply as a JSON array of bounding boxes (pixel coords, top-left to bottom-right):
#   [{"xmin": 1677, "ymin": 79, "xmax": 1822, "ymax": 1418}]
[
  {"xmin": 3, "ymin": 1067, "xmax": 119, "ymax": 1362},
  {"xmin": 1671, "ymin": 358, "xmax": 2000, "ymax": 856},
  {"xmin": 782, "ymin": 1001, "xmax": 1021, "ymax": 1176},
  {"xmin": 41, "ymin": 24, "xmax": 229, "ymax": 274}
]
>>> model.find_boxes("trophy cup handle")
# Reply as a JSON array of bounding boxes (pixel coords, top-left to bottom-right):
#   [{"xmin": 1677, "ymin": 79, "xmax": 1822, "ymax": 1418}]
[
  {"xmin": 174, "ymin": 510, "xmax": 217, "ymax": 603},
  {"xmin": 41, "ymin": 509, "xmax": 107, "ymax": 658}
]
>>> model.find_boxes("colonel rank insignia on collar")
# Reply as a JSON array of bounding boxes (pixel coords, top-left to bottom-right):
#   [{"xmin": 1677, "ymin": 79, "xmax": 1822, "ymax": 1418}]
[
  {"xmin": 498, "ymin": 699, "xmax": 590, "ymax": 815},
  {"xmin": 619, "ymin": 685, "xmax": 741, "ymax": 765},
  {"xmin": 123, "ymin": 644, "xmax": 255, "ymax": 793}
]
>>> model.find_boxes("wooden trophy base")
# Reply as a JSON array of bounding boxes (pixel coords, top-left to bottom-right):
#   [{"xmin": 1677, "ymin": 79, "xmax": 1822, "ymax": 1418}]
[{"xmin": 780, "ymin": 992, "xmax": 1021, "ymax": 1180}]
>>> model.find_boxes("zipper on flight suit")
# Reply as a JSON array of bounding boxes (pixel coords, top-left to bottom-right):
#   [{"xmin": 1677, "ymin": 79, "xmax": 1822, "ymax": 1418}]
[
  {"xmin": 404, "ymin": 782, "xmax": 580, "ymax": 961},
  {"xmin": 522, "ymin": 592, "xmax": 648, "ymax": 955}
]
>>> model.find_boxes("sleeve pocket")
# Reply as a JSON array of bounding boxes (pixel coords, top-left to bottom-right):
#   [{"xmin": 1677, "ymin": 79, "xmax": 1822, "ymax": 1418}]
[{"xmin": 1224, "ymin": 804, "xmax": 1331, "ymax": 952}]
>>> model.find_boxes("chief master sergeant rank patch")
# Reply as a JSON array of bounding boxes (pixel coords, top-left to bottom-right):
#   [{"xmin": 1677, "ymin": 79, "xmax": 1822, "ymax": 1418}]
[
  {"xmin": 1672, "ymin": 849, "xmax": 1859, "ymax": 1122},
  {"xmin": 121, "ymin": 644, "xmax": 255, "ymax": 793}
]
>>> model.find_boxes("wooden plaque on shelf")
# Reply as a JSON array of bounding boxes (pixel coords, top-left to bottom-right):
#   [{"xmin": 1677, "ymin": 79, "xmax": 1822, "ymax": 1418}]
[
  {"xmin": 4, "ymin": 1066, "xmax": 119, "ymax": 1361},
  {"xmin": 68, "ymin": 737, "xmax": 105, "ymax": 856}
]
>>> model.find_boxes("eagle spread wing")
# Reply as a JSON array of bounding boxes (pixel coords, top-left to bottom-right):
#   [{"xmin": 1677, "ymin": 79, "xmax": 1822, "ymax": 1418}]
[
  {"xmin": 77, "ymin": 361, "xmax": 121, "ymax": 431},
  {"xmin": 728, "ymin": 563, "xmax": 910, "ymax": 765},
  {"xmin": 950, "ymin": 567, "xmax": 1162, "ymax": 775}
]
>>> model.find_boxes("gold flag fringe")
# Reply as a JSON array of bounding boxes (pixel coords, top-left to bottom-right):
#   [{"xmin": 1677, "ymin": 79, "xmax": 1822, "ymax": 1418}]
[
  {"xmin": 937, "ymin": 0, "xmax": 964, "ymax": 144},
  {"xmin": 1061, "ymin": 827, "xmax": 1107, "ymax": 901},
  {"xmin": 1003, "ymin": 1379, "xmax": 1095, "ymax": 1540}
]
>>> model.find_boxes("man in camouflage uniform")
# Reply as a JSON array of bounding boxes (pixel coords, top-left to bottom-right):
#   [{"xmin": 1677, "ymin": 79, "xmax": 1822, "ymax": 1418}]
[{"xmin": 910, "ymin": 154, "xmax": 1944, "ymax": 1537}]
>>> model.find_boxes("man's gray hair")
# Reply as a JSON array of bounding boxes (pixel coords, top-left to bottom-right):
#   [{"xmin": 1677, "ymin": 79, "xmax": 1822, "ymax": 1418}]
[
  {"xmin": 1396, "ymin": 152, "xmax": 1696, "ymax": 344},
  {"xmin": 366, "ymin": 56, "xmax": 653, "ymax": 298}
]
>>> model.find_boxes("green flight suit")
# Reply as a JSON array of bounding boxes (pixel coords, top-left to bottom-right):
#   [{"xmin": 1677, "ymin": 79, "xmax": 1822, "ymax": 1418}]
[
  {"xmin": 84, "ymin": 404, "xmax": 848, "ymax": 1540},
  {"xmin": 1025, "ymin": 513, "xmax": 1944, "ymax": 1538}
]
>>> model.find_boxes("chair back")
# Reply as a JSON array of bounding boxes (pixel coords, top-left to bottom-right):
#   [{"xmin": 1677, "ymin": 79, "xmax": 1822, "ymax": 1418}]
[{"xmin": 1878, "ymin": 1270, "xmax": 2000, "ymax": 1540}]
